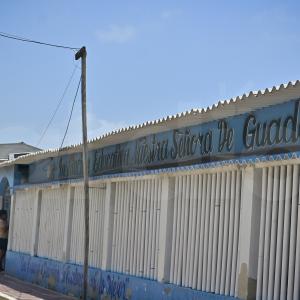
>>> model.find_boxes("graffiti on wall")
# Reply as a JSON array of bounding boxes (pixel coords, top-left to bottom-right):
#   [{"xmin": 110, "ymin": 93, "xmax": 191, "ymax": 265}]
[
  {"xmin": 16, "ymin": 252, "xmax": 130, "ymax": 299},
  {"xmin": 7, "ymin": 251, "xmax": 237, "ymax": 300}
]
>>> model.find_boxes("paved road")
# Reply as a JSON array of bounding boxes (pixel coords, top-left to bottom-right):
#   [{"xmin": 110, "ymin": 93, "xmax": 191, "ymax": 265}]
[{"xmin": 0, "ymin": 273, "xmax": 77, "ymax": 300}]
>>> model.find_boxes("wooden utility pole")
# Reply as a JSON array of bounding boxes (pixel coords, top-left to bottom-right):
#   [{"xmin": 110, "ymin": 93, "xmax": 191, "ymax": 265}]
[{"xmin": 75, "ymin": 46, "xmax": 89, "ymax": 300}]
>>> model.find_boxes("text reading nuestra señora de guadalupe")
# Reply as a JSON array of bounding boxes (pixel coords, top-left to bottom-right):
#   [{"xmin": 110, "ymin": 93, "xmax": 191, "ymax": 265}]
[
  {"xmin": 92, "ymin": 99, "xmax": 300, "ymax": 172},
  {"xmin": 37, "ymin": 98, "xmax": 300, "ymax": 182}
]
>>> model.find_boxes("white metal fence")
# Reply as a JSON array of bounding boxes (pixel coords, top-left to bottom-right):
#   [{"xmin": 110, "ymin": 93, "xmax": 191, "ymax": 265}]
[
  {"xmin": 11, "ymin": 162, "xmax": 300, "ymax": 298},
  {"xmin": 256, "ymin": 165, "xmax": 300, "ymax": 300},
  {"xmin": 37, "ymin": 187, "xmax": 68, "ymax": 260},
  {"xmin": 69, "ymin": 186, "xmax": 84, "ymax": 264},
  {"xmin": 9, "ymin": 171, "xmax": 241, "ymax": 295},
  {"xmin": 11, "ymin": 189, "xmax": 36, "ymax": 253},
  {"xmin": 169, "ymin": 170, "xmax": 242, "ymax": 297},
  {"xmin": 111, "ymin": 178, "xmax": 162, "ymax": 280},
  {"xmin": 69, "ymin": 184, "xmax": 106, "ymax": 267}
]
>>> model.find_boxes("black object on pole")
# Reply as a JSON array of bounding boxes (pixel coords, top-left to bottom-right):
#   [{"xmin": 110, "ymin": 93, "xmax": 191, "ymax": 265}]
[{"xmin": 75, "ymin": 46, "xmax": 89, "ymax": 300}]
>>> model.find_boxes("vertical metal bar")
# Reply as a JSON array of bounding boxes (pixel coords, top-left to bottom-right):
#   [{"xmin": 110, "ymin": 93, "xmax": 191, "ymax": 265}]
[
  {"xmin": 149, "ymin": 179, "xmax": 156, "ymax": 279},
  {"xmin": 118, "ymin": 182, "xmax": 125, "ymax": 272},
  {"xmin": 144, "ymin": 180, "xmax": 151, "ymax": 278},
  {"xmin": 220, "ymin": 171, "xmax": 231, "ymax": 294},
  {"xmin": 225, "ymin": 170, "xmax": 236, "ymax": 295},
  {"xmin": 177, "ymin": 176, "xmax": 186, "ymax": 285},
  {"xmin": 280, "ymin": 165, "xmax": 292, "ymax": 300},
  {"xmin": 174, "ymin": 176, "xmax": 183, "ymax": 284},
  {"xmin": 267, "ymin": 166, "xmax": 280, "ymax": 299},
  {"xmin": 207, "ymin": 173, "xmax": 217, "ymax": 292},
  {"xmin": 185, "ymin": 175, "xmax": 193, "ymax": 286},
  {"xmin": 112, "ymin": 183, "xmax": 119, "ymax": 271},
  {"xmin": 197, "ymin": 173, "xmax": 207, "ymax": 289},
  {"xmin": 273, "ymin": 166, "xmax": 286, "ymax": 300},
  {"xmin": 140, "ymin": 180, "xmax": 147, "ymax": 277},
  {"xmin": 287, "ymin": 164, "xmax": 299, "ymax": 299},
  {"xmin": 256, "ymin": 168, "xmax": 268, "ymax": 300},
  {"xmin": 182, "ymin": 175, "xmax": 191, "ymax": 286},
  {"xmin": 135, "ymin": 180, "xmax": 142, "ymax": 276},
  {"xmin": 122, "ymin": 182, "xmax": 130, "ymax": 273},
  {"xmin": 293, "ymin": 167, "xmax": 300, "ymax": 299},
  {"xmin": 99, "ymin": 185, "xmax": 105, "ymax": 267},
  {"xmin": 129, "ymin": 180, "xmax": 137, "ymax": 274},
  {"xmin": 192, "ymin": 174, "xmax": 203, "ymax": 289},
  {"xmin": 202, "ymin": 173, "xmax": 212, "ymax": 291},
  {"xmin": 262, "ymin": 167, "xmax": 274, "ymax": 299},
  {"xmin": 233, "ymin": 170, "xmax": 242, "ymax": 297},
  {"xmin": 211, "ymin": 172, "xmax": 221, "ymax": 292},
  {"xmin": 132, "ymin": 180, "xmax": 140, "ymax": 275},
  {"xmin": 187, "ymin": 175, "xmax": 198, "ymax": 287},
  {"xmin": 113, "ymin": 183, "xmax": 119, "ymax": 271},
  {"xmin": 126, "ymin": 182, "xmax": 134, "ymax": 274},
  {"xmin": 98, "ymin": 186, "xmax": 103, "ymax": 266},
  {"xmin": 170, "ymin": 176, "xmax": 179, "ymax": 283},
  {"xmin": 154, "ymin": 179, "xmax": 162, "ymax": 280},
  {"xmin": 216, "ymin": 172, "xmax": 226, "ymax": 293}
]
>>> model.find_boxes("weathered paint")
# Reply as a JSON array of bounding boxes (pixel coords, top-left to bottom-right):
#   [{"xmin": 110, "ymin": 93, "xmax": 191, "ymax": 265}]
[
  {"xmin": 16, "ymin": 98, "xmax": 300, "ymax": 185},
  {"xmin": 0, "ymin": 166, "xmax": 15, "ymax": 188},
  {"xmin": 6, "ymin": 251, "xmax": 237, "ymax": 300}
]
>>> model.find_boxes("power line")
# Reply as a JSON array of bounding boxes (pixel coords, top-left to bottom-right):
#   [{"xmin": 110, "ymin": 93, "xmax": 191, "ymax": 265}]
[
  {"xmin": 0, "ymin": 31, "xmax": 80, "ymax": 51},
  {"xmin": 60, "ymin": 76, "xmax": 82, "ymax": 149},
  {"xmin": 36, "ymin": 64, "xmax": 79, "ymax": 147}
]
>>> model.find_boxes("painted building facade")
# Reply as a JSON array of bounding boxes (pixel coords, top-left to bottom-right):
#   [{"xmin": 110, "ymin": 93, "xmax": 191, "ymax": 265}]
[
  {"xmin": 0, "ymin": 142, "xmax": 41, "ymax": 213},
  {"xmin": 2, "ymin": 81, "xmax": 300, "ymax": 300}
]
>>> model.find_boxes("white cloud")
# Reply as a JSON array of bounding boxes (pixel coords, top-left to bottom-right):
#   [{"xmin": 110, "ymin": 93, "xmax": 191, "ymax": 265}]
[
  {"xmin": 60, "ymin": 112, "xmax": 129, "ymax": 147},
  {"xmin": 0, "ymin": 114, "xmax": 129, "ymax": 151},
  {"xmin": 96, "ymin": 25, "xmax": 137, "ymax": 44},
  {"xmin": 87, "ymin": 113, "xmax": 129, "ymax": 140},
  {"xmin": 161, "ymin": 9, "xmax": 181, "ymax": 20}
]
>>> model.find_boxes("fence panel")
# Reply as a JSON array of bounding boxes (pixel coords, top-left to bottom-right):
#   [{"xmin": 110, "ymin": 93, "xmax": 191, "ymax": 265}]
[
  {"xmin": 37, "ymin": 187, "xmax": 67, "ymax": 260},
  {"xmin": 11, "ymin": 189, "xmax": 36, "ymax": 253},
  {"xmin": 69, "ymin": 184, "xmax": 106, "ymax": 266},
  {"xmin": 111, "ymin": 178, "xmax": 162, "ymax": 280},
  {"xmin": 169, "ymin": 170, "xmax": 242, "ymax": 296},
  {"xmin": 256, "ymin": 164, "xmax": 300, "ymax": 300}
]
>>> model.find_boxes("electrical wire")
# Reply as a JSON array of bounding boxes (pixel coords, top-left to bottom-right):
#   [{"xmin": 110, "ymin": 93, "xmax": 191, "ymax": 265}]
[
  {"xmin": 36, "ymin": 64, "xmax": 79, "ymax": 147},
  {"xmin": 60, "ymin": 76, "xmax": 82, "ymax": 149},
  {"xmin": 0, "ymin": 31, "xmax": 80, "ymax": 51},
  {"xmin": 0, "ymin": 30, "xmax": 83, "ymax": 148}
]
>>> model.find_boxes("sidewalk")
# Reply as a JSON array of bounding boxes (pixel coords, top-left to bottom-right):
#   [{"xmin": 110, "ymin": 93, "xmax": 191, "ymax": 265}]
[{"xmin": 0, "ymin": 273, "xmax": 77, "ymax": 300}]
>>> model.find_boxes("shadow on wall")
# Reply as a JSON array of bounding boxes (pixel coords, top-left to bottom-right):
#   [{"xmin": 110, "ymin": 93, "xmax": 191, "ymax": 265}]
[{"xmin": 0, "ymin": 178, "xmax": 10, "ymax": 218}]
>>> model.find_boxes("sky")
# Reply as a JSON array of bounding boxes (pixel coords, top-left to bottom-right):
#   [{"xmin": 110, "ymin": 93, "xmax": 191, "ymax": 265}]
[{"xmin": 1, "ymin": 0, "xmax": 300, "ymax": 150}]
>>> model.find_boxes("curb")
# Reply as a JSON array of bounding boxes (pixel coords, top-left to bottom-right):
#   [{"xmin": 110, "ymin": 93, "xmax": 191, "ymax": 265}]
[{"xmin": 0, "ymin": 292, "xmax": 16, "ymax": 300}]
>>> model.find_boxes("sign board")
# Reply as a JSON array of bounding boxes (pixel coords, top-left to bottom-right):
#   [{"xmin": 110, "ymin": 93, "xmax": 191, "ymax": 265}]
[{"xmin": 22, "ymin": 98, "xmax": 300, "ymax": 184}]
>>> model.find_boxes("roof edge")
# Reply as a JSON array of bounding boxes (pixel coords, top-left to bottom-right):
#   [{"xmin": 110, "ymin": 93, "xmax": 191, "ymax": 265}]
[{"xmin": 1, "ymin": 79, "xmax": 300, "ymax": 167}]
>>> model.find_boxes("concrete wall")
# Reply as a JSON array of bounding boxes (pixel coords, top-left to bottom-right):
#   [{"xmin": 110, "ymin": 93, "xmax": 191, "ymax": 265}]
[
  {"xmin": 6, "ymin": 160, "xmax": 300, "ymax": 300},
  {"xmin": 6, "ymin": 251, "xmax": 236, "ymax": 300}
]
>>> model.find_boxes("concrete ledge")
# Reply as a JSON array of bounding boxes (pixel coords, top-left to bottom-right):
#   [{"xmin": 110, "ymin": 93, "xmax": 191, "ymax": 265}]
[
  {"xmin": 0, "ymin": 273, "xmax": 76, "ymax": 300},
  {"xmin": 6, "ymin": 251, "xmax": 237, "ymax": 300},
  {"xmin": 0, "ymin": 292, "xmax": 16, "ymax": 300}
]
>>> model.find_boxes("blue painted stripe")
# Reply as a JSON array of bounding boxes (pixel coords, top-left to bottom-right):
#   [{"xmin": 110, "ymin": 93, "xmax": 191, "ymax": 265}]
[{"xmin": 6, "ymin": 251, "xmax": 237, "ymax": 300}]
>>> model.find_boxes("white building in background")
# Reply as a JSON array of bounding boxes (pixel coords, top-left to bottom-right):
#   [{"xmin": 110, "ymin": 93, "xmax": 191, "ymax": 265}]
[
  {"xmin": 0, "ymin": 142, "xmax": 40, "ymax": 212},
  {"xmin": 2, "ymin": 81, "xmax": 300, "ymax": 300}
]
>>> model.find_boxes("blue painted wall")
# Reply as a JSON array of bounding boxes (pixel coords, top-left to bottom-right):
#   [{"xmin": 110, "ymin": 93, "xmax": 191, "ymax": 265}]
[
  {"xmin": 24, "ymin": 98, "xmax": 300, "ymax": 185},
  {"xmin": 6, "ymin": 251, "xmax": 237, "ymax": 300},
  {"xmin": 0, "ymin": 166, "xmax": 15, "ymax": 189}
]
